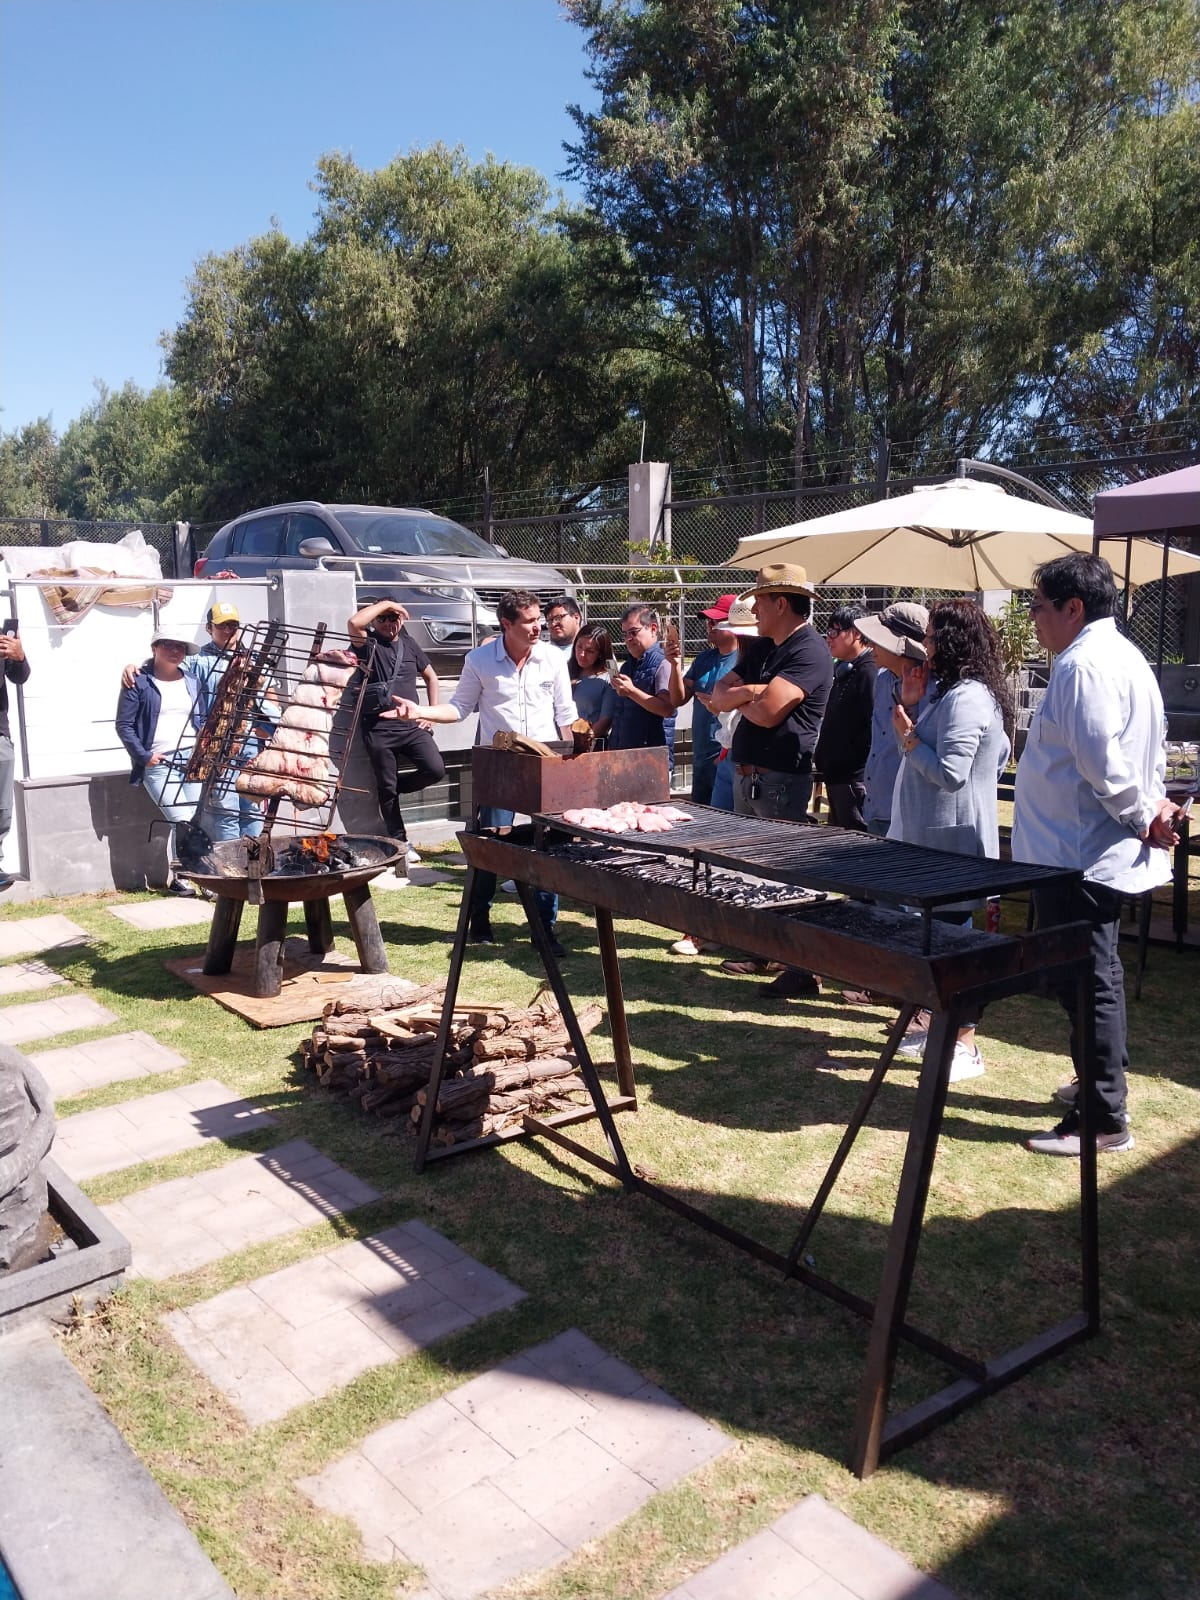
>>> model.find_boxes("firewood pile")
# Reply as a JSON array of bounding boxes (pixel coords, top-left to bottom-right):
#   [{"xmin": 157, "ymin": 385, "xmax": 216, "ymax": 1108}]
[{"xmin": 300, "ymin": 983, "xmax": 605, "ymax": 1147}]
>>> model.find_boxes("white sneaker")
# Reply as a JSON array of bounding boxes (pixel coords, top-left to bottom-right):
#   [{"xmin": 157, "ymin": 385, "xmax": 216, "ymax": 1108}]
[
  {"xmin": 897, "ymin": 1029, "xmax": 928, "ymax": 1057},
  {"xmin": 405, "ymin": 844, "xmax": 421, "ymax": 866},
  {"xmin": 670, "ymin": 936, "xmax": 714, "ymax": 956},
  {"xmin": 949, "ymin": 1042, "xmax": 985, "ymax": 1082},
  {"xmin": 500, "ymin": 879, "xmax": 518, "ymax": 894}
]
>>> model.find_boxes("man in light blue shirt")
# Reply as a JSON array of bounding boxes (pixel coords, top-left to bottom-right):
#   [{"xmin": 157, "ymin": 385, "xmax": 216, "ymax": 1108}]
[{"xmin": 1014, "ymin": 553, "xmax": 1183, "ymax": 1158}]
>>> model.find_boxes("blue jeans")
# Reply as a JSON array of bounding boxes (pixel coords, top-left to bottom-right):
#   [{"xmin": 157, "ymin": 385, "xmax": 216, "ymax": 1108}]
[
  {"xmin": 711, "ymin": 755, "xmax": 735, "ymax": 812},
  {"xmin": 141, "ymin": 757, "xmax": 203, "ymax": 824},
  {"xmin": 471, "ymin": 806, "xmax": 557, "ymax": 930},
  {"xmin": 201, "ymin": 789, "xmax": 265, "ymax": 841}
]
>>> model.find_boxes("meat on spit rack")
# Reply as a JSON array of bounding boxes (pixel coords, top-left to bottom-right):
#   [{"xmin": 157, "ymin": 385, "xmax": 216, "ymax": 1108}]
[{"xmin": 164, "ymin": 619, "xmax": 375, "ymax": 881}]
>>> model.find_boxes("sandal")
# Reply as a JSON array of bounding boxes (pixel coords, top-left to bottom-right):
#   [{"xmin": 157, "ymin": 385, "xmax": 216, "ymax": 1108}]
[{"xmin": 720, "ymin": 958, "xmax": 786, "ymax": 976}]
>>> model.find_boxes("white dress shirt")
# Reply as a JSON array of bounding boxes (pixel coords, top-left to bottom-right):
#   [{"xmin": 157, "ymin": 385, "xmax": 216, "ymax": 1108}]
[
  {"xmin": 1012, "ymin": 617, "xmax": 1170, "ymax": 894},
  {"xmin": 449, "ymin": 636, "xmax": 575, "ymax": 746}
]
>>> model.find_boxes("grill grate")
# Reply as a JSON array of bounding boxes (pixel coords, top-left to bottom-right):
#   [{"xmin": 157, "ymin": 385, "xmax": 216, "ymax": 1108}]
[{"xmin": 535, "ymin": 804, "xmax": 1069, "ymax": 912}]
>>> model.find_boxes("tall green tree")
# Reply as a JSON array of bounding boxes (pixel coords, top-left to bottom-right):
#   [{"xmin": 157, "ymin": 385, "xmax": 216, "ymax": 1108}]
[
  {"xmin": 166, "ymin": 145, "xmax": 692, "ymax": 519},
  {"xmin": 0, "ymin": 418, "xmax": 62, "ymax": 518},
  {"xmin": 56, "ymin": 382, "xmax": 189, "ymax": 520},
  {"xmin": 565, "ymin": 0, "xmax": 1200, "ymax": 479}
]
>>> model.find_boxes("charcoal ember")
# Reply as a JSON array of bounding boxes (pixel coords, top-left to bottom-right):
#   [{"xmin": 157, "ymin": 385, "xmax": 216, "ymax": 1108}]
[{"xmin": 545, "ymin": 842, "xmax": 823, "ymax": 911}]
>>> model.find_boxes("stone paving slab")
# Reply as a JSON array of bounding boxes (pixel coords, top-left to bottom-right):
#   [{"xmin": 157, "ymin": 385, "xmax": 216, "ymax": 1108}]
[
  {"xmin": 298, "ymin": 1328, "xmax": 730, "ymax": 1600},
  {"xmin": 0, "ymin": 1328, "xmax": 235, "ymax": 1600},
  {"xmin": 0, "ymin": 993, "xmax": 116, "ymax": 1047},
  {"xmin": 661, "ymin": 1493, "xmax": 960, "ymax": 1600},
  {"xmin": 0, "ymin": 913, "xmax": 90, "ymax": 958},
  {"xmin": 0, "ymin": 957, "xmax": 68, "ymax": 995},
  {"xmin": 33, "ymin": 1029, "xmax": 188, "ymax": 1099},
  {"xmin": 53, "ymin": 1077, "xmax": 276, "ymax": 1183},
  {"xmin": 107, "ymin": 1138, "xmax": 377, "ymax": 1281},
  {"xmin": 165, "ymin": 1220, "xmax": 525, "ymax": 1425},
  {"xmin": 107, "ymin": 898, "xmax": 215, "ymax": 930}
]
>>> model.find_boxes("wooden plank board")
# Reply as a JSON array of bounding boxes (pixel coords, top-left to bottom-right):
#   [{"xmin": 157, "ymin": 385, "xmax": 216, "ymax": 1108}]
[{"xmin": 163, "ymin": 939, "xmax": 421, "ymax": 1028}]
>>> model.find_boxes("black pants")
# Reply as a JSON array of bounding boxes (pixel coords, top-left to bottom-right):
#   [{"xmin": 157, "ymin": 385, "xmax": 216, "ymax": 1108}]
[
  {"xmin": 826, "ymin": 779, "xmax": 867, "ymax": 831},
  {"xmin": 363, "ymin": 724, "xmax": 445, "ymax": 839},
  {"xmin": 1032, "ymin": 879, "xmax": 1128, "ymax": 1132}
]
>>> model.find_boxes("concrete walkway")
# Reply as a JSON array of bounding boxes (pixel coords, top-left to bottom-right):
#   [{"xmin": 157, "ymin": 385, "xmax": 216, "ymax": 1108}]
[{"xmin": 0, "ymin": 1329, "xmax": 233, "ymax": 1600}]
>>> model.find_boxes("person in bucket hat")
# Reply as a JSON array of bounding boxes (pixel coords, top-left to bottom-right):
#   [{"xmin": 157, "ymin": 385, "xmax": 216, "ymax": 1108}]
[
  {"xmin": 708, "ymin": 564, "xmax": 832, "ymax": 998},
  {"xmin": 859, "ymin": 602, "xmax": 929, "ymax": 837}
]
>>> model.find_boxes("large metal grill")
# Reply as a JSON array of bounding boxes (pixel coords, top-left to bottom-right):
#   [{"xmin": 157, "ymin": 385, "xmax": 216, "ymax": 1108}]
[
  {"xmin": 419, "ymin": 818, "xmax": 1099, "ymax": 1481},
  {"xmin": 534, "ymin": 803, "xmax": 1069, "ymax": 945}
]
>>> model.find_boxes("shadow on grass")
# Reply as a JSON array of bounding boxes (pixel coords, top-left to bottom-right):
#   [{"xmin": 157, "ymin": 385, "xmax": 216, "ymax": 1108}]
[{"xmin": 303, "ymin": 1107, "xmax": 1196, "ymax": 1600}]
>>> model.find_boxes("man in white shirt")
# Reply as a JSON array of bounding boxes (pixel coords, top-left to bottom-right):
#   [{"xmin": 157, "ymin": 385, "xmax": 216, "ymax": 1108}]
[
  {"xmin": 1013, "ymin": 553, "xmax": 1184, "ymax": 1157},
  {"xmin": 393, "ymin": 589, "xmax": 576, "ymax": 954}
]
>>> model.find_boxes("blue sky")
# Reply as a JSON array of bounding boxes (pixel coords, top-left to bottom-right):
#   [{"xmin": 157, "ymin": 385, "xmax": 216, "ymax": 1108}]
[{"xmin": 0, "ymin": 0, "xmax": 594, "ymax": 432}]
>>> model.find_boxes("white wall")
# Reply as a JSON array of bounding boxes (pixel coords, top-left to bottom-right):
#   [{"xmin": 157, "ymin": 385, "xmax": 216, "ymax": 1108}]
[{"xmin": 7, "ymin": 578, "xmax": 274, "ymax": 784}]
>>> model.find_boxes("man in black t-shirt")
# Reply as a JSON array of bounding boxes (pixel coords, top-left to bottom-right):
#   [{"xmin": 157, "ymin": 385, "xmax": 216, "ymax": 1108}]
[
  {"xmin": 709, "ymin": 563, "xmax": 833, "ymax": 998},
  {"xmin": 347, "ymin": 600, "xmax": 445, "ymax": 866},
  {"xmin": 710, "ymin": 564, "xmax": 832, "ymax": 822}
]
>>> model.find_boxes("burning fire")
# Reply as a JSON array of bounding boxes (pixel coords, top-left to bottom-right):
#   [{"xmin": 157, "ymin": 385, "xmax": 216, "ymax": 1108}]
[{"xmin": 298, "ymin": 832, "xmax": 339, "ymax": 864}]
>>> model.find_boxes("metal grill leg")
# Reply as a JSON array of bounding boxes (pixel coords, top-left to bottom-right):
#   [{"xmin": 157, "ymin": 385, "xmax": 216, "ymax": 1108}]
[
  {"xmin": 786, "ymin": 1003, "xmax": 918, "ymax": 1270},
  {"xmin": 517, "ymin": 881, "xmax": 636, "ymax": 1188},
  {"xmin": 413, "ymin": 866, "xmax": 478, "ymax": 1173},
  {"xmin": 849, "ymin": 1008, "xmax": 958, "ymax": 1478}
]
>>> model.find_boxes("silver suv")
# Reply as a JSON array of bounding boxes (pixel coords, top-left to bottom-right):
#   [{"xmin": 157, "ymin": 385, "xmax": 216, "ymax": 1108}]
[{"xmin": 195, "ymin": 501, "xmax": 574, "ymax": 657}]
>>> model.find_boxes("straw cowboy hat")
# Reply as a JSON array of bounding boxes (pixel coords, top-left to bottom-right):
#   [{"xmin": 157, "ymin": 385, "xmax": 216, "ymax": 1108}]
[{"xmin": 740, "ymin": 562, "xmax": 817, "ymax": 599}]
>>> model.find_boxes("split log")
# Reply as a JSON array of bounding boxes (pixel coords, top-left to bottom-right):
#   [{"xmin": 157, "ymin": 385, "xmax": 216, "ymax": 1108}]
[{"xmin": 469, "ymin": 1003, "xmax": 602, "ymax": 1058}]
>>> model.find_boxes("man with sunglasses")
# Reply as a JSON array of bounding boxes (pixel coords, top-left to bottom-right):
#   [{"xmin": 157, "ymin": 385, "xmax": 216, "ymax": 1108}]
[{"xmin": 608, "ymin": 602, "xmax": 676, "ymax": 765}]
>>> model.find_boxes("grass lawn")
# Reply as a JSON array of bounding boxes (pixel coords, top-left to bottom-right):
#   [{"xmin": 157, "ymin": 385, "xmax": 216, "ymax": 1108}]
[{"xmin": 9, "ymin": 846, "xmax": 1200, "ymax": 1600}]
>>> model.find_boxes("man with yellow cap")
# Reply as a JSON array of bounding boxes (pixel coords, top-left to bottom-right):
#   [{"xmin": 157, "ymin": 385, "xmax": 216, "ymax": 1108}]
[{"xmin": 708, "ymin": 563, "xmax": 832, "ymax": 997}]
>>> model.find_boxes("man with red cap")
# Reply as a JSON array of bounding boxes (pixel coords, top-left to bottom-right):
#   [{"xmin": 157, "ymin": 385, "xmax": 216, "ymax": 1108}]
[{"xmin": 665, "ymin": 594, "xmax": 742, "ymax": 807}]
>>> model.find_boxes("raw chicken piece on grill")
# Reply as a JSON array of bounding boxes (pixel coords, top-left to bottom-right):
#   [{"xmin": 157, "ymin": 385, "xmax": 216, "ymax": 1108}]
[
  {"xmin": 647, "ymin": 804, "xmax": 693, "ymax": 822},
  {"xmin": 635, "ymin": 812, "xmax": 674, "ymax": 832}
]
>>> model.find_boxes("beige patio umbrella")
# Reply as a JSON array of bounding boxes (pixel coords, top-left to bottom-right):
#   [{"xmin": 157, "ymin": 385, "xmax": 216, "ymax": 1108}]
[{"xmin": 730, "ymin": 477, "xmax": 1200, "ymax": 590}]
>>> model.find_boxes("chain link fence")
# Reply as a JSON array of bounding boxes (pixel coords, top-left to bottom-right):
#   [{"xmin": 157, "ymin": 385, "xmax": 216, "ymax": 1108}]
[
  {"xmin": 459, "ymin": 451, "xmax": 1197, "ymax": 660},
  {"xmin": 0, "ymin": 517, "xmax": 182, "ymax": 573}
]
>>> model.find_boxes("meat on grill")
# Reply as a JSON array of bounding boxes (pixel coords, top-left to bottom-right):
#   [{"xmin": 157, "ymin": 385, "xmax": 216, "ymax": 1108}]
[
  {"xmin": 560, "ymin": 801, "xmax": 694, "ymax": 833},
  {"xmin": 236, "ymin": 648, "xmax": 357, "ymax": 808}
]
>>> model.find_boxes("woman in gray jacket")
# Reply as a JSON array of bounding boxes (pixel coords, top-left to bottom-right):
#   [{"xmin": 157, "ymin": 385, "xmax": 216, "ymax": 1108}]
[{"xmin": 889, "ymin": 598, "xmax": 1012, "ymax": 1080}]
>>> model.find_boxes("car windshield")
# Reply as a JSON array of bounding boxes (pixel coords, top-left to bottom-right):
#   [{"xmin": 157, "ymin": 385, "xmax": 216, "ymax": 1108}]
[{"xmin": 334, "ymin": 510, "xmax": 496, "ymax": 558}]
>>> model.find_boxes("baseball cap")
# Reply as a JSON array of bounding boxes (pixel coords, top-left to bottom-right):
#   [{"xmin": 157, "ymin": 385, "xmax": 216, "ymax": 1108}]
[
  {"xmin": 150, "ymin": 629, "xmax": 191, "ymax": 648},
  {"xmin": 701, "ymin": 593, "xmax": 737, "ymax": 622},
  {"xmin": 207, "ymin": 601, "xmax": 240, "ymax": 625},
  {"xmin": 855, "ymin": 602, "xmax": 929, "ymax": 661}
]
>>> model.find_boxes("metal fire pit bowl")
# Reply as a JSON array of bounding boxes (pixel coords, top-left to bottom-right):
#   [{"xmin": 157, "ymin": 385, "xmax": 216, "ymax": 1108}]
[
  {"xmin": 188, "ymin": 835, "xmax": 405, "ymax": 999},
  {"xmin": 181, "ymin": 835, "xmax": 405, "ymax": 903}
]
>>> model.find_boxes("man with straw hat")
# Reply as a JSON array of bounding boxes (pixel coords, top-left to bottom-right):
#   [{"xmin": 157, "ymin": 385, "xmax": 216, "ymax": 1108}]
[{"xmin": 708, "ymin": 563, "xmax": 832, "ymax": 997}]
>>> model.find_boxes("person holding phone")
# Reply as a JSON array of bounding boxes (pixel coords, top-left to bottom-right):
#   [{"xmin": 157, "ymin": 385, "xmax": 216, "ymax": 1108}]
[
  {"xmin": 0, "ymin": 619, "xmax": 29, "ymax": 891},
  {"xmin": 608, "ymin": 602, "xmax": 676, "ymax": 765}
]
